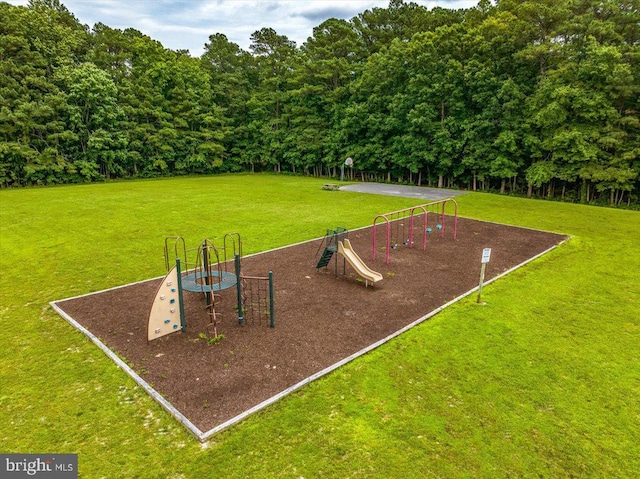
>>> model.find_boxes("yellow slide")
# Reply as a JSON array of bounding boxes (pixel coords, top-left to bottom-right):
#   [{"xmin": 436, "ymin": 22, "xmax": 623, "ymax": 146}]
[{"xmin": 338, "ymin": 239, "xmax": 383, "ymax": 286}]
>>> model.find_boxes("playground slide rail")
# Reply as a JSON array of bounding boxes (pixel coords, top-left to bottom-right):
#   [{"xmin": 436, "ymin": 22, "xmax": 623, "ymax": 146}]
[{"xmin": 338, "ymin": 239, "xmax": 383, "ymax": 285}]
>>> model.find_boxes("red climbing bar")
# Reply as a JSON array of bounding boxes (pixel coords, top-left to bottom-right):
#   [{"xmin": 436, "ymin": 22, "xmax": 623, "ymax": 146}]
[{"xmin": 372, "ymin": 214, "xmax": 390, "ymax": 264}]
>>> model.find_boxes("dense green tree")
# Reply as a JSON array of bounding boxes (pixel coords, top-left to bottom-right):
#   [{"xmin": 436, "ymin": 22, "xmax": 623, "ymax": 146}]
[
  {"xmin": 243, "ymin": 28, "xmax": 297, "ymax": 172},
  {"xmin": 284, "ymin": 18, "xmax": 366, "ymax": 174},
  {"xmin": 458, "ymin": 12, "xmax": 532, "ymax": 193},
  {"xmin": 201, "ymin": 33, "xmax": 254, "ymax": 170},
  {"xmin": 526, "ymin": 36, "xmax": 638, "ymax": 203},
  {"xmin": 0, "ymin": 0, "xmax": 637, "ymax": 206},
  {"xmin": 0, "ymin": 0, "xmax": 89, "ymax": 185},
  {"xmin": 53, "ymin": 62, "xmax": 124, "ymax": 179},
  {"xmin": 24, "ymin": 0, "xmax": 90, "ymax": 70},
  {"xmin": 352, "ymin": 0, "xmax": 464, "ymax": 54}
]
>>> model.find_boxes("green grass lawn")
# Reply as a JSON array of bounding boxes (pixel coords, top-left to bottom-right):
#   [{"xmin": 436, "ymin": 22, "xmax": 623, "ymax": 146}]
[{"xmin": 1, "ymin": 174, "xmax": 638, "ymax": 478}]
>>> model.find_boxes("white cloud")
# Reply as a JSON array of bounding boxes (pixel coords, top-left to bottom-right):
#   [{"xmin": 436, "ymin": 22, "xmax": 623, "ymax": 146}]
[{"xmin": 5, "ymin": 0, "xmax": 480, "ymax": 55}]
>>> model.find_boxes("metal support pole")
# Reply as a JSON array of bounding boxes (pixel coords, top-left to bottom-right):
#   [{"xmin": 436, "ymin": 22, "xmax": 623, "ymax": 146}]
[
  {"xmin": 477, "ymin": 263, "xmax": 487, "ymax": 304},
  {"xmin": 202, "ymin": 244, "xmax": 212, "ymax": 309},
  {"xmin": 269, "ymin": 271, "xmax": 275, "ymax": 328},
  {"xmin": 409, "ymin": 213, "xmax": 414, "ymax": 248},
  {"xmin": 176, "ymin": 259, "xmax": 187, "ymax": 332},
  {"xmin": 334, "ymin": 233, "xmax": 338, "ymax": 278},
  {"xmin": 235, "ymin": 254, "xmax": 243, "ymax": 325},
  {"xmin": 422, "ymin": 209, "xmax": 428, "ymax": 251}
]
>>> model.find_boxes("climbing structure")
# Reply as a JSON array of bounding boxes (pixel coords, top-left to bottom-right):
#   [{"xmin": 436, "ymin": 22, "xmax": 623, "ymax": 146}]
[
  {"xmin": 148, "ymin": 234, "xmax": 275, "ymax": 342},
  {"xmin": 316, "ymin": 227, "xmax": 348, "ymax": 274},
  {"xmin": 148, "ymin": 236, "xmax": 240, "ymax": 342},
  {"xmin": 316, "ymin": 227, "xmax": 382, "ymax": 286},
  {"xmin": 147, "ymin": 264, "xmax": 184, "ymax": 341},
  {"xmin": 240, "ymin": 272, "xmax": 275, "ymax": 328}
]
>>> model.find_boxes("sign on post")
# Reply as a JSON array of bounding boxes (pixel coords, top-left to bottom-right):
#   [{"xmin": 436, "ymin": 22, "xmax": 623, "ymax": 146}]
[{"xmin": 477, "ymin": 248, "xmax": 491, "ymax": 303}]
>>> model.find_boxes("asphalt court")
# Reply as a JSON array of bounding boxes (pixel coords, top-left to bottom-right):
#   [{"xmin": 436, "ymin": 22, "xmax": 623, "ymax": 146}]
[{"xmin": 338, "ymin": 183, "xmax": 468, "ymax": 200}]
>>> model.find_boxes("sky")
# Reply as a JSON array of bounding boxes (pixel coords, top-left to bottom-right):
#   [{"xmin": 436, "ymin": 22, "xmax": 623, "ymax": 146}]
[{"xmin": 6, "ymin": 0, "xmax": 480, "ymax": 56}]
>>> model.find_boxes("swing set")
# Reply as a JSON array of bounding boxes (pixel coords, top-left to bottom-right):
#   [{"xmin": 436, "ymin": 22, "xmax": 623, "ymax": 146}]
[{"xmin": 372, "ymin": 198, "xmax": 458, "ymax": 264}]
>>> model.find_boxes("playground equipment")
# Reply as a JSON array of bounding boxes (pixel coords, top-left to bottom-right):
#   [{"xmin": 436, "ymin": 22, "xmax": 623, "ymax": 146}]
[
  {"xmin": 372, "ymin": 198, "xmax": 458, "ymax": 264},
  {"xmin": 240, "ymin": 271, "xmax": 275, "ymax": 327},
  {"xmin": 316, "ymin": 227, "xmax": 382, "ymax": 286},
  {"xmin": 316, "ymin": 227, "xmax": 348, "ymax": 274},
  {"xmin": 338, "ymin": 239, "xmax": 383, "ymax": 286},
  {"xmin": 147, "ymin": 264, "xmax": 184, "ymax": 340},
  {"xmin": 147, "ymin": 234, "xmax": 274, "ymax": 342}
]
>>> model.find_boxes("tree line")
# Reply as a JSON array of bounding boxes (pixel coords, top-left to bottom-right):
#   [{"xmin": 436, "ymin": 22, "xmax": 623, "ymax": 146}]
[{"xmin": 1, "ymin": 0, "xmax": 638, "ymax": 206}]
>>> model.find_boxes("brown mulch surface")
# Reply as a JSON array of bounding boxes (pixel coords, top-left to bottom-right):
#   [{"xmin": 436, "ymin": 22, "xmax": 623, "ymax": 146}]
[{"xmin": 54, "ymin": 217, "xmax": 566, "ymax": 433}]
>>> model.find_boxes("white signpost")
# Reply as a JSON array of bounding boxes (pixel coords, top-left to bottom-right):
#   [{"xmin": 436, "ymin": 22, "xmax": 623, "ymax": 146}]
[{"xmin": 477, "ymin": 248, "xmax": 492, "ymax": 303}]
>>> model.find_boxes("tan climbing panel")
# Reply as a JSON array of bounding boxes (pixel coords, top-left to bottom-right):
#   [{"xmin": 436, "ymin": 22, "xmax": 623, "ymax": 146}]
[{"xmin": 147, "ymin": 266, "xmax": 182, "ymax": 341}]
